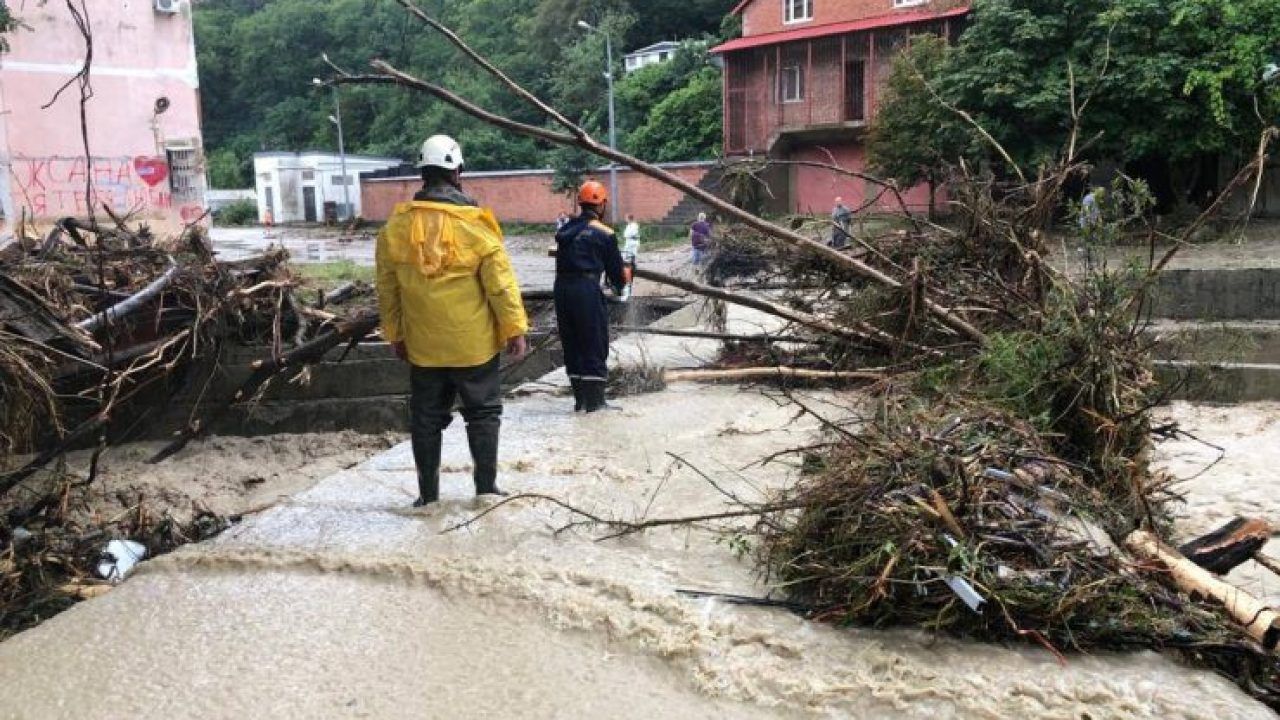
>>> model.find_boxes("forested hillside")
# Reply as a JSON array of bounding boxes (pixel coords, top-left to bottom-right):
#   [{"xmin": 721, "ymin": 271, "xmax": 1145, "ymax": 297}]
[{"xmin": 196, "ymin": 0, "xmax": 737, "ymax": 187}]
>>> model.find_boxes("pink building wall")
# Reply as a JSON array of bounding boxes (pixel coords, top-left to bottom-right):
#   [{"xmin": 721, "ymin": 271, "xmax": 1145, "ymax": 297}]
[
  {"xmin": 790, "ymin": 143, "xmax": 935, "ymax": 213},
  {"xmin": 0, "ymin": 1, "xmax": 206, "ymax": 237}
]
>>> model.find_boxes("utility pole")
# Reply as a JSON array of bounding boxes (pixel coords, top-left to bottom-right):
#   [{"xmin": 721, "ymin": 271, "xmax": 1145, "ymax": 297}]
[
  {"xmin": 313, "ymin": 78, "xmax": 352, "ymax": 221},
  {"xmin": 577, "ymin": 20, "xmax": 620, "ymax": 224}
]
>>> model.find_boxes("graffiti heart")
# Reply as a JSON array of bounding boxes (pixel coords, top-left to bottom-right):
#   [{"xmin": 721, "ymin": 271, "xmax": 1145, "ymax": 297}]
[{"xmin": 133, "ymin": 156, "xmax": 169, "ymax": 187}]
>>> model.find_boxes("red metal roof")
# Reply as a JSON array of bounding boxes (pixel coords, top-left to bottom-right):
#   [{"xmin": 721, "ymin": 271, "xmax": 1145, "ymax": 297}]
[{"xmin": 711, "ymin": 6, "xmax": 969, "ymax": 54}]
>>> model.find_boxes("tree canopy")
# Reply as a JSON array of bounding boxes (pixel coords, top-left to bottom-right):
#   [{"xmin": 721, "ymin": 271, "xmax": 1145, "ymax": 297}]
[
  {"xmin": 195, "ymin": 0, "xmax": 735, "ymax": 188},
  {"xmin": 866, "ymin": 0, "xmax": 1280, "ymax": 203}
]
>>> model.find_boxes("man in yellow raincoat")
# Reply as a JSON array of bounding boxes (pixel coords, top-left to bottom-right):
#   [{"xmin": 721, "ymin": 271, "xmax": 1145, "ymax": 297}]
[{"xmin": 376, "ymin": 135, "xmax": 529, "ymax": 508}]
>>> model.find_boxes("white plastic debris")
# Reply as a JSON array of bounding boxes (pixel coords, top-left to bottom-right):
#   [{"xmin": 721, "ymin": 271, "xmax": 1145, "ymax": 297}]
[
  {"xmin": 96, "ymin": 539, "xmax": 147, "ymax": 582},
  {"xmin": 10, "ymin": 527, "xmax": 33, "ymax": 545},
  {"xmin": 941, "ymin": 535, "xmax": 986, "ymax": 613}
]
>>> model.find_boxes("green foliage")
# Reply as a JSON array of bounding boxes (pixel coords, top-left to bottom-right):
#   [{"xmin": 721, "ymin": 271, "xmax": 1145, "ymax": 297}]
[
  {"xmin": 549, "ymin": 146, "xmax": 595, "ymax": 195},
  {"xmin": 975, "ymin": 331, "xmax": 1065, "ymax": 429},
  {"xmin": 295, "ymin": 260, "xmax": 376, "ymax": 292},
  {"xmin": 871, "ymin": 0, "xmax": 1280, "ymax": 183},
  {"xmin": 625, "ymin": 67, "xmax": 723, "ymax": 162},
  {"xmin": 0, "ymin": 4, "xmax": 19, "ymax": 54},
  {"xmin": 195, "ymin": 0, "xmax": 732, "ymax": 177},
  {"xmin": 213, "ymin": 199, "xmax": 259, "ymax": 227},
  {"xmin": 866, "ymin": 36, "xmax": 968, "ymax": 201}
]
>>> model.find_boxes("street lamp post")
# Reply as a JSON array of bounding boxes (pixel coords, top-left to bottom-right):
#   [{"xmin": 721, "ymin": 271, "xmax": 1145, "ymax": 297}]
[
  {"xmin": 576, "ymin": 20, "xmax": 619, "ymax": 224},
  {"xmin": 312, "ymin": 78, "xmax": 352, "ymax": 222}
]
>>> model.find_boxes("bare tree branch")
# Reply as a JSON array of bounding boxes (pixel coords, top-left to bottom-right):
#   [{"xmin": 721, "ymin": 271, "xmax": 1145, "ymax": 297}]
[{"xmin": 326, "ymin": 13, "xmax": 987, "ymax": 345}]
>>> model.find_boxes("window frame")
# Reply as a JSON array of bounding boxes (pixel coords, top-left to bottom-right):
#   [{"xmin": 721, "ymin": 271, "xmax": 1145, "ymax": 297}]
[
  {"xmin": 783, "ymin": 0, "xmax": 813, "ymax": 25},
  {"xmin": 892, "ymin": 0, "xmax": 928, "ymax": 7},
  {"xmin": 778, "ymin": 63, "xmax": 804, "ymax": 103}
]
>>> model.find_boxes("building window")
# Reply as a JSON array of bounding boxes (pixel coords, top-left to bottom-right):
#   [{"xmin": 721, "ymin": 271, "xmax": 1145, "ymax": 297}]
[
  {"xmin": 301, "ymin": 170, "xmax": 316, "ymax": 182},
  {"xmin": 783, "ymin": 0, "xmax": 813, "ymax": 24},
  {"xmin": 165, "ymin": 146, "xmax": 201, "ymax": 204},
  {"xmin": 893, "ymin": 0, "xmax": 928, "ymax": 7},
  {"xmin": 331, "ymin": 175, "xmax": 353, "ymax": 186},
  {"xmin": 659, "ymin": 51, "xmax": 670, "ymax": 61},
  {"xmin": 779, "ymin": 64, "xmax": 804, "ymax": 103}
]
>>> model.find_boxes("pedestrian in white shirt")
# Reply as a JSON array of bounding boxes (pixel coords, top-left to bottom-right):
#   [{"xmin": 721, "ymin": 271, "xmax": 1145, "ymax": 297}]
[{"xmin": 622, "ymin": 213, "xmax": 641, "ymax": 255}]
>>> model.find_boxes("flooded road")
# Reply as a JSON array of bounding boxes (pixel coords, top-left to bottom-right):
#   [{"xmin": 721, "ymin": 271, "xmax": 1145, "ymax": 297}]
[
  {"xmin": 208, "ymin": 226, "xmax": 687, "ymax": 293},
  {"xmin": 0, "ymin": 309, "xmax": 1273, "ymax": 719}
]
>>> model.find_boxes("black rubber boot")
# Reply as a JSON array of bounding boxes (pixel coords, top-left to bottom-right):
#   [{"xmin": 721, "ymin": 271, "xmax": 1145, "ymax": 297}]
[
  {"xmin": 570, "ymin": 379, "xmax": 584, "ymax": 413},
  {"xmin": 582, "ymin": 381, "xmax": 611, "ymax": 413},
  {"xmin": 467, "ymin": 421, "xmax": 507, "ymax": 496},
  {"xmin": 410, "ymin": 432, "xmax": 442, "ymax": 505}
]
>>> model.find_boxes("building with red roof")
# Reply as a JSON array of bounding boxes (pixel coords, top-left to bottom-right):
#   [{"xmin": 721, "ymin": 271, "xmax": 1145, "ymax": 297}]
[{"xmin": 711, "ymin": 0, "xmax": 969, "ymax": 213}]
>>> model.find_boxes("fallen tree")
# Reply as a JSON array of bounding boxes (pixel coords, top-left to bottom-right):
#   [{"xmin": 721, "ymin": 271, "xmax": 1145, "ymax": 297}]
[{"xmin": 327, "ymin": 2, "xmax": 1280, "ymax": 707}]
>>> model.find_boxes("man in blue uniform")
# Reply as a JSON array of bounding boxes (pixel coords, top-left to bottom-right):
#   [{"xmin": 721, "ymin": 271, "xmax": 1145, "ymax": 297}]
[{"xmin": 554, "ymin": 180, "xmax": 626, "ymax": 413}]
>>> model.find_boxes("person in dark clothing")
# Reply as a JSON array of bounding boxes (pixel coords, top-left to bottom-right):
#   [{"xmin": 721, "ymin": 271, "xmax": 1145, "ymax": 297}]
[
  {"xmin": 554, "ymin": 180, "xmax": 626, "ymax": 413},
  {"xmin": 830, "ymin": 197, "xmax": 852, "ymax": 249},
  {"xmin": 689, "ymin": 212, "xmax": 712, "ymax": 266}
]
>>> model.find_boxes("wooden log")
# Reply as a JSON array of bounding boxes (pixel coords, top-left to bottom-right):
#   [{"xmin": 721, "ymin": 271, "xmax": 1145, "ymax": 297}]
[
  {"xmin": 633, "ymin": 266, "xmax": 906, "ymax": 350},
  {"xmin": 1125, "ymin": 529, "xmax": 1280, "ymax": 651},
  {"xmin": 612, "ymin": 326, "xmax": 813, "ymax": 344},
  {"xmin": 662, "ymin": 366, "xmax": 885, "ymax": 384},
  {"xmin": 1179, "ymin": 517, "xmax": 1273, "ymax": 574},
  {"xmin": 321, "ymin": 281, "xmax": 371, "ymax": 307}
]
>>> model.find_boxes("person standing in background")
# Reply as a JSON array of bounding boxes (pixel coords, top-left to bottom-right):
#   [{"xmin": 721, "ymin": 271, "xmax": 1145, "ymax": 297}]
[
  {"xmin": 554, "ymin": 181, "xmax": 627, "ymax": 413},
  {"xmin": 689, "ymin": 212, "xmax": 712, "ymax": 266},
  {"xmin": 830, "ymin": 197, "xmax": 852, "ymax": 249},
  {"xmin": 622, "ymin": 213, "xmax": 641, "ymax": 255}
]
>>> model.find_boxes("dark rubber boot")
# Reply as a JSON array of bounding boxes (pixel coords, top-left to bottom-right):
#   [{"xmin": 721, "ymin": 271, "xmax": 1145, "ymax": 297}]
[
  {"xmin": 570, "ymin": 379, "xmax": 584, "ymax": 413},
  {"xmin": 411, "ymin": 432, "xmax": 442, "ymax": 505},
  {"xmin": 582, "ymin": 382, "xmax": 610, "ymax": 414},
  {"xmin": 467, "ymin": 421, "xmax": 506, "ymax": 496}
]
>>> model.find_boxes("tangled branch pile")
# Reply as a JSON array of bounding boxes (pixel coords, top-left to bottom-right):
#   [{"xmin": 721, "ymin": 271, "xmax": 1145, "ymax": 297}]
[
  {"xmin": 691, "ymin": 164, "xmax": 1280, "ymax": 702},
  {"xmin": 0, "ymin": 216, "xmax": 376, "ymax": 635}
]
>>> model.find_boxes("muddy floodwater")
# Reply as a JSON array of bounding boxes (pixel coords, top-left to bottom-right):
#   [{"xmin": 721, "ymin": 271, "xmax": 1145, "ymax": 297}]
[{"xmin": 0, "ymin": 381, "xmax": 1273, "ymax": 719}]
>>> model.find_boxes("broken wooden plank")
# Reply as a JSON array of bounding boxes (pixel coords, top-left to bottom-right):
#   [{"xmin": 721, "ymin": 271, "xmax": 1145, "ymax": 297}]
[{"xmin": 1179, "ymin": 517, "xmax": 1273, "ymax": 575}]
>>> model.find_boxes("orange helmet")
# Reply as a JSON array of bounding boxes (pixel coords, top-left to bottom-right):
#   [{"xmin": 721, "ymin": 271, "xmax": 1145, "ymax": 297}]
[{"xmin": 578, "ymin": 180, "xmax": 609, "ymax": 205}]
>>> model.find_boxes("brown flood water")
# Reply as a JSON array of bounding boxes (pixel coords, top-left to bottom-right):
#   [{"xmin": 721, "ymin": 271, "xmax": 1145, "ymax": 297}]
[{"xmin": 0, "ymin": 386, "xmax": 1273, "ymax": 719}]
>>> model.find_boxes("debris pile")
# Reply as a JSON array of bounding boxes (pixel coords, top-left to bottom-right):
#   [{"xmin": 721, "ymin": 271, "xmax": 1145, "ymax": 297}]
[
  {"xmin": 693, "ymin": 167, "xmax": 1280, "ymax": 704},
  {"xmin": 0, "ymin": 216, "xmax": 375, "ymax": 636}
]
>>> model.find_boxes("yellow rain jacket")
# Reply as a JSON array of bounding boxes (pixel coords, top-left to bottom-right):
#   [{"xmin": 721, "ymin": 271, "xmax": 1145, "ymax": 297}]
[{"xmin": 375, "ymin": 201, "xmax": 529, "ymax": 368}]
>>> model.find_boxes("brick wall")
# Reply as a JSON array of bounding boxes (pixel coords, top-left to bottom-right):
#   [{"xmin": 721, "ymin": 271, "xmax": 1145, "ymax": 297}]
[
  {"xmin": 362, "ymin": 163, "xmax": 714, "ymax": 225},
  {"xmin": 742, "ymin": 0, "xmax": 924, "ymax": 36}
]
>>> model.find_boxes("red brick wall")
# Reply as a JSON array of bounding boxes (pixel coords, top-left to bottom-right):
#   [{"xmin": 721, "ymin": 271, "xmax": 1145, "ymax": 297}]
[
  {"xmin": 742, "ymin": 0, "xmax": 921, "ymax": 36},
  {"xmin": 362, "ymin": 163, "xmax": 713, "ymax": 225}
]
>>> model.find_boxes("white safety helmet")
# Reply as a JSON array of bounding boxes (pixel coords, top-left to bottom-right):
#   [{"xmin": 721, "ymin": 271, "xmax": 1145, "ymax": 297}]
[{"xmin": 417, "ymin": 134, "xmax": 464, "ymax": 170}]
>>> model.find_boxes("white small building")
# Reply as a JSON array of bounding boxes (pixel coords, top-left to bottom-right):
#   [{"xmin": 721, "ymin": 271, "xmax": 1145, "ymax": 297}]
[
  {"xmin": 253, "ymin": 152, "xmax": 402, "ymax": 224},
  {"xmin": 624, "ymin": 41, "xmax": 682, "ymax": 73}
]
